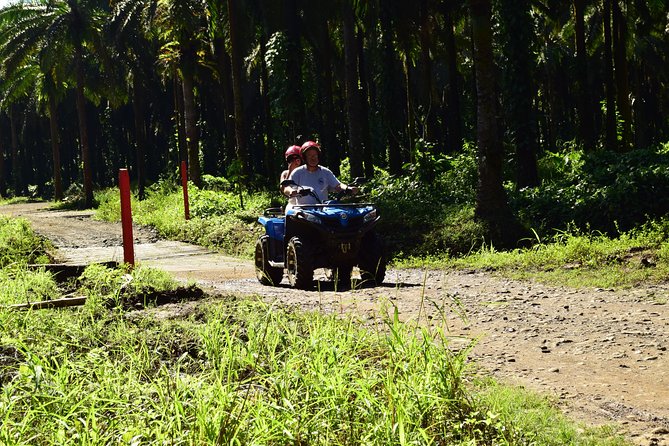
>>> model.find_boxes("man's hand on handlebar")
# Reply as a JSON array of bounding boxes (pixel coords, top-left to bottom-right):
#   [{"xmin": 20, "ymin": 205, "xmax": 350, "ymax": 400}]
[
  {"xmin": 288, "ymin": 186, "xmax": 314, "ymax": 197},
  {"xmin": 341, "ymin": 184, "xmax": 359, "ymax": 195}
]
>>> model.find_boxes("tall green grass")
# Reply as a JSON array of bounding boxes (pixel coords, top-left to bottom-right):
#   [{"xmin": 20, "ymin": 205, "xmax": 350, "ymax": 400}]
[
  {"xmin": 0, "ymin": 215, "xmax": 51, "ymax": 267},
  {"xmin": 0, "ymin": 215, "xmax": 57, "ymax": 305},
  {"xmin": 393, "ymin": 219, "xmax": 669, "ymax": 289},
  {"xmin": 0, "ymin": 299, "xmax": 627, "ymax": 445}
]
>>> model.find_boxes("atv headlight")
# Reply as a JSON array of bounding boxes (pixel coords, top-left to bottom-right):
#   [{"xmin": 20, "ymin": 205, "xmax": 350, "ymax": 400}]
[
  {"xmin": 299, "ymin": 212, "xmax": 322, "ymax": 225},
  {"xmin": 363, "ymin": 208, "xmax": 377, "ymax": 223}
]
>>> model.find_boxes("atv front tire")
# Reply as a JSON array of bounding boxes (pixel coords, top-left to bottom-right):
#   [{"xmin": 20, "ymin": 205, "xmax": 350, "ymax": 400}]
[
  {"xmin": 255, "ymin": 236, "xmax": 283, "ymax": 286},
  {"xmin": 286, "ymin": 236, "xmax": 313, "ymax": 290},
  {"xmin": 358, "ymin": 233, "xmax": 387, "ymax": 286},
  {"xmin": 332, "ymin": 266, "xmax": 353, "ymax": 290}
]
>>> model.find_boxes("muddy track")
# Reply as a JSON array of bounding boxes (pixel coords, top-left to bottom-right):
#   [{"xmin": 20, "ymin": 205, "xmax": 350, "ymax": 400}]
[{"xmin": 2, "ymin": 201, "xmax": 669, "ymax": 445}]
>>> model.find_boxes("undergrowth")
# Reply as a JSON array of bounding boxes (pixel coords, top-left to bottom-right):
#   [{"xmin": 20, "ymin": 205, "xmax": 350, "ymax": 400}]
[
  {"xmin": 394, "ymin": 220, "xmax": 669, "ymax": 288},
  {"xmin": 0, "ymin": 215, "xmax": 51, "ymax": 267},
  {"xmin": 0, "ymin": 297, "xmax": 627, "ymax": 445},
  {"xmin": 95, "ymin": 180, "xmax": 277, "ymax": 258}
]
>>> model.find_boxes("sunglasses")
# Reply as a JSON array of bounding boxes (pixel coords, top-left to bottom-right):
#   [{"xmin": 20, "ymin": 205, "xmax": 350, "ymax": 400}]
[{"xmin": 287, "ymin": 156, "xmax": 301, "ymax": 162}]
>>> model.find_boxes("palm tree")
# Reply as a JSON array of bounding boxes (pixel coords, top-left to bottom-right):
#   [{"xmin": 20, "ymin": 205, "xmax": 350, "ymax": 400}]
[
  {"xmin": 226, "ymin": 0, "xmax": 249, "ymax": 180},
  {"xmin": 108, "ymin": 0, "xmax": 160, "ymax": 199},
  {"xmin": 0, "ymin": 0, "xmax": 107, "ymax": 207},
  {"xmin": 470, "ymin": 0, "xmax": 515, "ymax": 241},
  {"xmin": 154, "ymin": 0, "xmax": 209, "ymax": 187},
  {"xmin": 342, "ymin": 0, "xmax": 364, "ymax": 178}
]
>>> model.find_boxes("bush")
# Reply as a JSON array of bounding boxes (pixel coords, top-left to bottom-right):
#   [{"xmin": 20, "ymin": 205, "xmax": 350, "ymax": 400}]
[
  {"xmin": 510, "ymin": 146, "xmax": 669, "ymax": 237},
  {"xmin": 0, "ymin": 216, "xmax": 51, "ymax": 267},
  {"xmin": 367, "ymin": 144, "xmax": 479, "ymax": 257}
]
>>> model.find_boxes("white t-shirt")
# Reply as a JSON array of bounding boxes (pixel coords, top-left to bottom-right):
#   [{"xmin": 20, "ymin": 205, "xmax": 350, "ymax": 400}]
[{"xmin": 288, "ymin": 165, "xmax": 340, "ymax": 205}]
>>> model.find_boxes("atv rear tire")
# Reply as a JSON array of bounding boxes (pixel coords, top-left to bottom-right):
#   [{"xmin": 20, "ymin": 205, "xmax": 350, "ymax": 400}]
[
  {"xmin": 286, "ymin": 236, "xmax": 313, "ymax": 290},
  {"xmin": 358, "ymin": 233, "xmax": 386, "ymax": 286},
  {"xmin": 255, "ymin": 236, "xmax": 283, "ymax": 286}
]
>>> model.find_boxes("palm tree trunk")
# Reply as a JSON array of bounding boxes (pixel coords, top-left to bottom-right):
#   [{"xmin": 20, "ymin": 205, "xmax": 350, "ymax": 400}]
[
  {"xmin": 0, "ymin": 115, "xmax": 5, "ymax": 197},
  {"xmin": 442, "ymin": 2, "xmax": 462, "ymax": 152},
  {"xmin": 181, "ymin": 71, "xmax": 201, "ymax": 187},
  {"xmin": 313, "ymin": 23, "xmax": 340, "ymax": 174},
  {"xmin": 227, "ymin": 0, "xmax": 250, "ymax": 179},
  {"xmin": 284, "ymin": 0, "xmax": 305, "ymax": 137},
  {"xmin": 174, "ymin": 75, "xmax": 188, "ymax": 165},
  {"xmin": 258, "ymin": 24, "xmax": 275, "ymax": 177},
  {"xmin": 470, "ymin": 0, "xmax": 513, "ymax": 229},
  {"xmin": 612, "ymin": 0, "xmax": 632, "ymax": 151},
  {"xmin": 419, "ymin": 0, "xmax": 438, "ymax": 144},
  {"xmin": 403, "ymin": 53, "xmax": 415, "ymax": 162},
  {"xmin": 48, "ymin": 95, "xmax": 63, "ymax": 201},
  {"xmin": 74, "ymin": 50, "xmax": 93, "ymax": 208},
  {"xmin": 9, "ymin": 106, "xmax": 21, "ymax": 196},
  {"xmin": 342, "ymin": 0, "xmax": 365, "ymax": 178},
  {"xmin": 499, "ymin": 0, "xmax": 539, "ymax": 189},
  {"xmin": 603, "ymin": 0, "xmax": 617, "ymax": 151},
  {"xmin": 573, "ymin": 0, "xmax": 594, "ymax": 150},
  {"xmin": 379, "ymin": 2, "xmax": 403, "ymax": 174},
  {"xmin": 132, "ymin": 75, "xmax": 148, "ymax": 199},
  {"xmin": 356, "ymin": 28, "xmax": 374, "ymax": 179},
  {"xmin": 213, "ymin": 39, "xmax": 237, "ymax": 171}
]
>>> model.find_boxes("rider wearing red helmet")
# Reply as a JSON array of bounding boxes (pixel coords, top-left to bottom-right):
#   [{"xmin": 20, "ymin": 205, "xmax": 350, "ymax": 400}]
[
  {"xmin": 286, "ymin": 140, "xmax": 358, "ymax": 205},
  {"xmin": 280, "ymin": 145, "xmax": 303, "ymax": 197}
]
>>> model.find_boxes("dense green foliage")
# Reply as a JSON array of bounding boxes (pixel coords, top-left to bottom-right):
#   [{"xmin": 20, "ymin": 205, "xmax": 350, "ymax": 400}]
[
  {"xmin": 511, "ymin": 144, "xmax": 669, "ymax": 235},
  {"xmin": 371, "ymin": 144, "xmax": 669, "ymax": 257}
]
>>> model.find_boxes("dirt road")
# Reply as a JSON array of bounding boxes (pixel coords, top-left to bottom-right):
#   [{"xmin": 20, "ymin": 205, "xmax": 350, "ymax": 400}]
[{"xmin": 3, "ymin": 201, "xmax": 669, "ymax": 445}]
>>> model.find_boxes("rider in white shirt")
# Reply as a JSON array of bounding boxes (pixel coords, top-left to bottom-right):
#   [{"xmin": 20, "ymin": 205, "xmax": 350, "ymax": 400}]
[{"xmin": 285, "ymin": 141, "xmax": 358, "ymax": 207}]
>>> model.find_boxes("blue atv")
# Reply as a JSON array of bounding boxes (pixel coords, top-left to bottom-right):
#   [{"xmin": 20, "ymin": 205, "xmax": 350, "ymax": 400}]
[{"xmin": 255, "ymin": 179, "xmax": 386, "ymax": 290}]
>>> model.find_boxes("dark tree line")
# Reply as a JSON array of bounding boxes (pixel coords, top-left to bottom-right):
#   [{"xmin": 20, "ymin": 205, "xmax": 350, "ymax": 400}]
[{"xmin": 0, "ymin": 0, "xmax": 667, "ymax": 233}]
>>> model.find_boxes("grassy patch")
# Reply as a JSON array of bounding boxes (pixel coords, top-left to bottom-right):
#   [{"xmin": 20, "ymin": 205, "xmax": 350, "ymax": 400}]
[
  {"xmin": 0, "ymin": 215, "xmax": 52, "ymax": 267},
  {"xmin": 0, "ymin": 298, "xmax": 628, "ymax": 445},
  {"xmin": 436, "ymin": 222, "xmax": 669, "ymax": 288},
  {"xmin": 0, "ymin": 267, "xmax": 60, "ymax": 305},
  {"xmin": 0, "ymin": 214, "xmax": 187, "ymax": 310},
  {"xmin": 95, "ymin": 181, "xmax": 278, "ymax": 258}
]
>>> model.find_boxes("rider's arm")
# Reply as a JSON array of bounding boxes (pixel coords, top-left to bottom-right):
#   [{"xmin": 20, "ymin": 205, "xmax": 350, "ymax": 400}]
[{"xmin": 279, "ymin": 171, "xmax": 290, "ymax": 196}]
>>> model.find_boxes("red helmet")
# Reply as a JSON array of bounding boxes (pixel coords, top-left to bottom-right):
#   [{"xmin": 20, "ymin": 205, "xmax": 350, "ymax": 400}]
[
  {"xmin": 300, "ymin": 140, "xmax": 321, "ymax": 156},
  {"xmin": 284, "ymin": 145, "xmax": 302, "ymax": 161}
]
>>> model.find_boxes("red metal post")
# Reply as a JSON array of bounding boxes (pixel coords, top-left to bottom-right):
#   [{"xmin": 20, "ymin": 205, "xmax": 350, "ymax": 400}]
[
  {"xmin": 180, "ymin": 160, "xmax": 190, "ymax": 220},
  {"xmin": 118, "ymin": 168, "xmax": 135, "ymax": 266}
]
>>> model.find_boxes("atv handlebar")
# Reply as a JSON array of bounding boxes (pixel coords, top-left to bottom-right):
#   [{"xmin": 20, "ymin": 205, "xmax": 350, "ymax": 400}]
[{"xmin": 281, "ymin": 176, "xmax": 369, "ymax": 203}]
